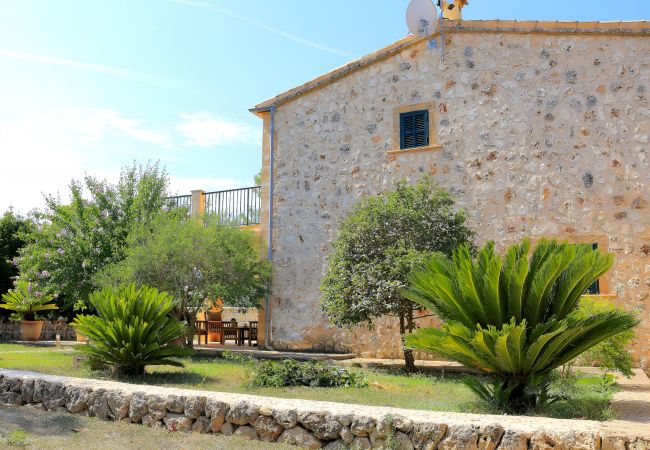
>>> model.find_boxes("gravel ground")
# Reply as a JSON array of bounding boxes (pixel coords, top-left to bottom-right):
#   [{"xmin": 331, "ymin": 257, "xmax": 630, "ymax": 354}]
[{"xmin": 0, "ymin": 405, "xmax": 293, "ymax": 450}]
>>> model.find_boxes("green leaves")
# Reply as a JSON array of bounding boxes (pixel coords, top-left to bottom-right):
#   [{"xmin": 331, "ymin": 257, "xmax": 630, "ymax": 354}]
[
  {"xmin": 16, "ymin": 162, "xmax": 170, "ymax": 314},
  {"xmin": 321, "ymin": 176, "xmax": 474, "ymax": 329},
  {"xmin": 404, "ymin": 238, "xmax": 638, "ymax": 412},
  {"xmin": 72, "ymin": 284, "xmax": 190, "ymax": 375},
  {"xmin": 96, "ymin": 213, "xmax": 271, "ymax": 316},
  {"xmin": 0, "ymin": 280, "xmax": 57, "ymax": 320}
]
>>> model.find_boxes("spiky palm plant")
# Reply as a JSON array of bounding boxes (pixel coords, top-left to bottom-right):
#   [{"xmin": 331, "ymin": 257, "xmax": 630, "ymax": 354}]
[
  {"xmin": 403, "ymin": 239, "xmax": 638, "ymax": 412},
  {"xmin": 72, "ymin": 284, "xmax": 190, "ymax": 376}
]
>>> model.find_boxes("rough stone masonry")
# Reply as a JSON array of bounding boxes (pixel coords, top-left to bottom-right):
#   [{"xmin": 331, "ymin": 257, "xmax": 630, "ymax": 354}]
[
  {"xmin": 2, "ymin": 368, "xmax": 650, "ymax": 449},
  {"xmin": 252, "ymin": 21, "xmax": 650, "ymax": 366}
]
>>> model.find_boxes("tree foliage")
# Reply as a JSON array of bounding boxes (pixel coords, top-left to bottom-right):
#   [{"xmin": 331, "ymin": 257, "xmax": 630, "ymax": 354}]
[
  {"xmin": 16, "ymin": 162, "xmax": 169, "ymax": 314},
  {"xmin": 72, "ymin": 284, "xmax": 189, "ymax": 376},
  {"xmin": 321, "ymin": 177, "xmax": 474, "ymax": 333},
  {"xmin": 0, "ymin": 210, "xmax": 33, "ymax": 297},
  {"xmin": 403, "ymin": 239, "xmax": 639, "ymax": 412},
  {"xmin": 96, "ymin": 213, "xmax": 271, "ymax": 345}
]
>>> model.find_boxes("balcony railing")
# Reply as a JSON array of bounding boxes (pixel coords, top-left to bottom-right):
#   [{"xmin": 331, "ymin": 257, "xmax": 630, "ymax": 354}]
[
  {"xmin": 167, "ymin": 186, "xmax": 261, "ymax": 226},
  {"xmin": 165, "ymin": 194, "xmax": 192, "ymax": 211}
]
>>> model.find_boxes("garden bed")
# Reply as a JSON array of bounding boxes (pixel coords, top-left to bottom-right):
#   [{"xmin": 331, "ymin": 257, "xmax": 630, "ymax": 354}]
[{"xmin": 0, "ymin": 343, "xmax": 617, "ymax": 421}]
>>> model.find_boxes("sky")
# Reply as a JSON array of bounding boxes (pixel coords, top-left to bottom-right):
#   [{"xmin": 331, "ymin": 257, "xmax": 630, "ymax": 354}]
[{"xmin": 0, "ymin": 0, "xmax": 648, "ymax": 213}]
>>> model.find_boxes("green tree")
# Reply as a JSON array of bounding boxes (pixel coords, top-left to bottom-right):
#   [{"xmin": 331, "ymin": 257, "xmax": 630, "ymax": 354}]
[
  {"xmin": 97, "ymin": 213, "xmax": 271, "ymax": 346},
  {"xmin": 403, "ymin": 239, "xmax": 639, "ymax": 412},
  {"xmin": 16, "ymin": 162, "xmax": 169, "ymax": 314},
  {"xmin": 321, "ymin": 177, "xmax": 474, "ymax": 370},
  {"xmin": 253, "ymin": 169, "xmax": 262, "ymax": 186},
  {"xmin": 0, "ymin": 209, "xmax": 33, "ymax": 298}
]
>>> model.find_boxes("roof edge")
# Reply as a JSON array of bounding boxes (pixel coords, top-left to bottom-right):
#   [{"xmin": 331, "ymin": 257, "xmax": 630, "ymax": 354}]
[{"xmin": 250, "ymin": 19, "xmax": 650, "ymax": 113}]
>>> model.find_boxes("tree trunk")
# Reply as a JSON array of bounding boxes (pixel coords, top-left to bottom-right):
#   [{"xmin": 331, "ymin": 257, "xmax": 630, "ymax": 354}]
[
  {"xmin": 182, "ymin": 308, "xmax": 195, "ymax": 349},
  {"xmin": 399, "ymin": 312, "xmax": 416, "ymax": 373}
]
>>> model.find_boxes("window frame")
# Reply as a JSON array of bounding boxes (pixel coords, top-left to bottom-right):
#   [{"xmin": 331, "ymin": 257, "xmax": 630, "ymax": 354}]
[
  {"xmin": 586, "ymin": 242, "xmax": 601, "ymax": 295},
  {"xmin": 399, "ymin": 110, "xmax": 429, "ymax": 150},
  {"xmin": 388, "ymin": 102, "xmax": 442, "ymax": 155}
]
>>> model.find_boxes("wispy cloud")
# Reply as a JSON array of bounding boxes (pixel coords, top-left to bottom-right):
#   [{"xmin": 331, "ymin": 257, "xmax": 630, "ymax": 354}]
[
  {"xmin": 0, "ymin": 108, "xmax": 172, "ymax": 212},
  {"xmin": 0, "ymin": 48, "xmax": 181, "ymax": 89},
  {"xmin": 177, "ymin": 112, "xmax": 260, "ymax": 148},
  {"xmin": 170, "ymin": 0, "xmax": 355, "ymax": 59}
]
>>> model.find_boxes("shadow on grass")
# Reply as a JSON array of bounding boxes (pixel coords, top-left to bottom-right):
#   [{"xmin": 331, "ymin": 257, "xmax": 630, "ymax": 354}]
[
  {"xmin": 93, "ymin": 370, "xmax": 216, "ymax": 387},
  {"xmin": 0, "ymin": 405, "xmax": 85, "ymax": 437}
]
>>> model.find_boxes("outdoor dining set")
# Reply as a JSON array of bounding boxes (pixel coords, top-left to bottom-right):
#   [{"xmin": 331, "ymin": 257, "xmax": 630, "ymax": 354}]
[{"xmin": 195, "ymin": 317, "xmax": 258, "ymax": 346}]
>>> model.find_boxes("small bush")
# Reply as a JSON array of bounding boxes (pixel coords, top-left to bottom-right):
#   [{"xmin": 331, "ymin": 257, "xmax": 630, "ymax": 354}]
[
  {"xmin": 248, "ymin": 359, "xmax": 367, "ymax": 388},
  {"xmin": 5, "ymin": 429, "xmax": 29, "ymax": 447},
  {"xmin": 570, "ymin": 296, "xmax": 636, "ymax": 377},
  {"xmin": 534, "ymin": 371, "xmax": 615, "ymax": 421},
  {"xmin": 72, "ymin": 284, "xmax": 190, "ymax": 376}
]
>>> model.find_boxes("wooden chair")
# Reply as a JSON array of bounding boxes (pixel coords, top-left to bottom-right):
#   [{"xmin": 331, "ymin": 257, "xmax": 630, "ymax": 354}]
[
  {"xmin": 221, "ymin": 320, "xmax": 239, "ymax": 345},
  {"xmin": 195, "ymin": 320, "xmax": 209, "ymax": 346},
  {"xmin": 248, "ymin": 321, "xmax": 258, "ymax": 346},
  {"xmin": 207, "ymin": 320, "xmax": 222, "ymax": 343}
]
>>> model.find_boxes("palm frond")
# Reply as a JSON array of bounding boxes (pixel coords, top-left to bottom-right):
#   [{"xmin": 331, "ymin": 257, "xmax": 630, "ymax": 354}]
[
  {"xmin": 404, "ymin": 238, "xmax": 638, "ymax": 411},
  {"xmin": 72, "ymin": 284, "xmax": 189, "ymax": 375}
]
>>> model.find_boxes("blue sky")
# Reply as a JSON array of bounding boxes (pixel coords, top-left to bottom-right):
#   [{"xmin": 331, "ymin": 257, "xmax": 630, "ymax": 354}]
[{"xmin": 1, "ymin": 0, "xmax": 648, "ymax": 212}]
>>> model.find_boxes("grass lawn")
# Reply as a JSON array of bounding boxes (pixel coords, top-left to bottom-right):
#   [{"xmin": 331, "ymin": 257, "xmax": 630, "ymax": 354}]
[
  {"xmin": 0, "ymin": 343, "xmax": 614, "ymax": 420},
  {"xmin": 0, "ymin": 405, "xmax": 292, "ymax": 450}
]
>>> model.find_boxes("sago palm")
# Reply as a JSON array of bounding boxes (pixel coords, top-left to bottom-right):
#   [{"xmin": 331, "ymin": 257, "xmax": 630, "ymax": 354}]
[
  {"xmin": 403, "ymin": 239, "xmax": 638, "ymax": 412},
  {"xmin": 72, "ymin": 284, "xmax": 190, "ymax": 376}
]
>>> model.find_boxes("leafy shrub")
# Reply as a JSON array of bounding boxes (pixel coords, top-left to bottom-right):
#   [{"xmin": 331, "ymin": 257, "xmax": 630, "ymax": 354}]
[
  {"xmin": 535, "ymin": 371, "xmax": 615, "ymax": 421},
  {"xmin": 96, "ymin": 213, "xmax": 270, "ymax": 346},
  {"xmin": 404, "ymin": 239, "xmax": 638, "ymax": 413},
  {"xmin": 17, "ymin": 162, "xmax": 169, "ymax": 314},
  {"xmin": 0, "ymin": 280, "xmax": 57, "ymax": 321},
  {"xmin": 570, "ymin": 296, "xmax": 636, "ymax": 376},
  {"xmin": 248, "ymin": 359, "xmax": 367, "ymax": 388},
  {"xmin": 72, "ymin": 284, "xmax": 190, "ymax": 376}
]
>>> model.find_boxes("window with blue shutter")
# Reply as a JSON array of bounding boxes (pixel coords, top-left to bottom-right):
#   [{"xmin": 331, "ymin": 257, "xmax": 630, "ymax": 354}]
[
  {"xmin": 587, "ymin": 242, "xmax": 600, "ymax": 295},
  {"xmin": 399, "ymin": 110, "xmax": 429, "ymax": 149}
]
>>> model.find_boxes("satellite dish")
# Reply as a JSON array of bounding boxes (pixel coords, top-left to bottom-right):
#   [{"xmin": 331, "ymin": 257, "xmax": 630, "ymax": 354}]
[
  {"xmin": 405, "ymin": 0, "xmax": 444, "ymax": 57},
  {"xmin": 406, "ymin": 0, "xmax": 439, "ymax": 38}
]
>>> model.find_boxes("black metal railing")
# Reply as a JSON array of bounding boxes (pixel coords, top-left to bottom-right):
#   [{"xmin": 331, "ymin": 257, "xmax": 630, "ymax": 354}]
[
  {"xmin": 204, "ymin": 186, "xmax": 261, "ymax": 226},
  {"xmin": 165, "ymin": 194, "xmax": 192, "ymax": 212}
]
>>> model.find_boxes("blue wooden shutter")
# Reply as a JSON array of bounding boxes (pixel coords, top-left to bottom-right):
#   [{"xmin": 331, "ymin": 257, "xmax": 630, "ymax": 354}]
[
  {"xmin": 587, "ymin": 242, "xmax": 600, "ymax": 295},
  {"xmin": 400, "ymin": 110, "xmax": 429, "ymax": 149}
]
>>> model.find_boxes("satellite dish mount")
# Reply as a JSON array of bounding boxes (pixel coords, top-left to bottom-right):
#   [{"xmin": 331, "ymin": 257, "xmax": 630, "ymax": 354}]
[{"xmin": 406, "ymin": 0, "xmax": 445, "ymax": 59}]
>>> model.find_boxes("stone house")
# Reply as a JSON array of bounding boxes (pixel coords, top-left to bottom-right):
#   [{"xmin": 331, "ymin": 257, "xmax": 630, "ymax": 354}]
[{"xmin": 250, "ymin": 13, "xmax": 650, "ymax": 366}]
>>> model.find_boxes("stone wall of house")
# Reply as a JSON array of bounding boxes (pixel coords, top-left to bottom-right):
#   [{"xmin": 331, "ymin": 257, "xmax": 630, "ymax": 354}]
[
  {"xmin": 265, "ymin": 26, "xmax": 650, "ymax": 365},
  {"xmin": 1, "ymin": 369, "xmax": 648, "ymax": 449},
  {"xmin": 222, "ymin": 307, "xmax": 259, "ymax": 324}
]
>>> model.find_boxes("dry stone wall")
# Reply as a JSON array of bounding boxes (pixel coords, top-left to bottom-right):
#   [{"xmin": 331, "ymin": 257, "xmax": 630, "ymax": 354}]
[
  {"xmin": 266, "ymin": 27, "xmax": 650, "ymax": 365},
  {"xmin": 1, "ymin": 368, "xmax": 649, "ymax": 449},
  {"xmin": 0, "ymin": 321, "xmax": 76, "ymax": 341}
]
